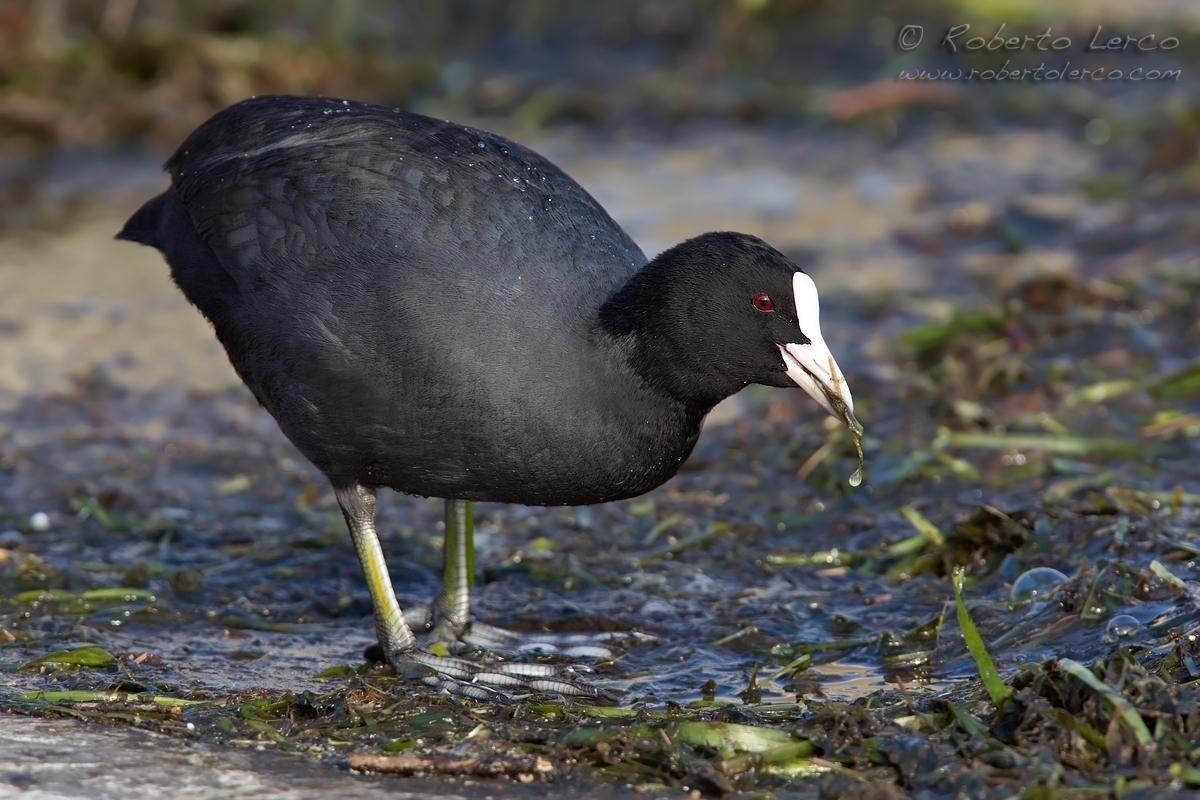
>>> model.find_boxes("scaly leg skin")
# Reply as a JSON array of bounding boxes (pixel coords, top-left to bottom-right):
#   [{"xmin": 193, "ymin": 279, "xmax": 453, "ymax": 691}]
[
  {"xmin": 335, "ymin": 484, "xmax": 416, "ymax": 660},
  {"xmin": 427, "ymin": 498, "xmax": 654, "ymax": 660},
  {"xmin": 335, "ymin": 485, "xmax": 610, "ymax": 701},
  {"xmin": 428, "ymin": 497, "xmax": 473, "ymax": 643}
]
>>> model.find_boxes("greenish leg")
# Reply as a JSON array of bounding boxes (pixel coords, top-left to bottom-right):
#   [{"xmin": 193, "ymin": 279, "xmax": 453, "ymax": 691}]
[
  {"xmin": 432, "ymin": 497, "xmax": 474, "ymax": 642},
  {"xmin": 335, "ymin": 484, "xmax": 416, "ymax": 658},
  {"xmin": 334, "ymin": 487, "xmax": 604, "ymax": 698}
]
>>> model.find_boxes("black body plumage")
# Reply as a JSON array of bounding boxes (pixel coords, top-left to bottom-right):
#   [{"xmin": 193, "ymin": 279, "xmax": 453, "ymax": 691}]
[{"xmin": 118, "ymin": 95, "xmax": 812, "ymax": 507}]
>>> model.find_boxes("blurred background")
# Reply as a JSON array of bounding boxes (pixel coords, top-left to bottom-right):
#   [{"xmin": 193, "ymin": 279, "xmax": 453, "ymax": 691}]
[
  {"xmin": 2, "ymin": 1, "xmax": 1197, "ymax": 219},
  {"xmin": 1, "ymin": 2, "xmax": 1199, "ymax": 792}
]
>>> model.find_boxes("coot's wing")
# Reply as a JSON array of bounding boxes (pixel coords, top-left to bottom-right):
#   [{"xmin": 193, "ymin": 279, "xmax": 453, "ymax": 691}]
[
  {"xmin": 158, "ymin": 96, "xmax": 650, "ymax": 487},
  {"xmin": 166, "ymin": 95, "xmax": 646, "ymax": 306}
]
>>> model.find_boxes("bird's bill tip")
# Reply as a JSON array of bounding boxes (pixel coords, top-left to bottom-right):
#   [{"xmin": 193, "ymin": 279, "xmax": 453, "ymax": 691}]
[{"xmin": 780, "ymin": 341, "xmax": 854, "ymax": 421}]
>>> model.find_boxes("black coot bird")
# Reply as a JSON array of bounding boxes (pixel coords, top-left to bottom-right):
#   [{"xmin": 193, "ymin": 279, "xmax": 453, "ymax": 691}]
[{"xmin": 118, "ymin": 95, "xmax": 858, "ymax": 696}]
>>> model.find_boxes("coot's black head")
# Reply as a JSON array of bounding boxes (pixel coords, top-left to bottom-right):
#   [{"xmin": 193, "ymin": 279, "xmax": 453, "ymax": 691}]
[{"xmin": 599, "ymin": 232, "xmax": 854, "ymax": 416}]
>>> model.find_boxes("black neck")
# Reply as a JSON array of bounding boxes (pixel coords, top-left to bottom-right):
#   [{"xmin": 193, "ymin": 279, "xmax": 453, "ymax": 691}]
[{"xmin": 596, "ymin": 247, "xmax": 746, "ymax": 411}]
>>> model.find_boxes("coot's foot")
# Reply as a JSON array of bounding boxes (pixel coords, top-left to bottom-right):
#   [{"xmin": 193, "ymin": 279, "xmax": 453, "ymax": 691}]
[
  {"xmin": 456, "ymin": 619, "xmax": 656, "ymax": 659},
  {"xmin": 414, "ymin": 594, "xmax": 653, "ymax": 658},
  {"xmin": 343, "ymin": 487, "xmax": 620, "ymax": 701},
  {"xmin": 362, "ymin": 641, "xmax": 614, "ymax": 702},
  {"xmin": 426, "ymin": 495, "xmax": 656, "ymax": 692}
]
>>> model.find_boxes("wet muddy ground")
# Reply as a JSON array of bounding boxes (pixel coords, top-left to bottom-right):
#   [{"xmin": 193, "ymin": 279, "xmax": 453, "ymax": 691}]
[{"xmin": 1, "ymin": 116, "xmax": 1199, "ymax": 797}]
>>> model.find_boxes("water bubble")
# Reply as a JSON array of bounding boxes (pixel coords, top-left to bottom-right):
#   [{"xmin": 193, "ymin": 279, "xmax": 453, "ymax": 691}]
[
  {"xmin": 1010, "ymin": 567, "xmax": 1068, "ymax": 604},
  {"xmin": 1104, "ymin": 614, "xmax": 1145, "ymax": 640},
  {"xmin": 28, "ymin": 512, "xmax": 50, "ymax": 532},
  {"xmin": 848, "ymin": 467, "xmax": 863, "ymax": 487}
]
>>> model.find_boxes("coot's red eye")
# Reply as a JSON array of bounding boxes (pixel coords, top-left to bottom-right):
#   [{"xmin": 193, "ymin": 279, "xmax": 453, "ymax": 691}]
[{"xmin": 752, "ymin": 293, "xmax": 775, "ymax": 313}]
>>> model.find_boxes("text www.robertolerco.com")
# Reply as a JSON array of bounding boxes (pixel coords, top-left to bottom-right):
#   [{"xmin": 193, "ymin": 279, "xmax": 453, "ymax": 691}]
[{"xmin": 897, "ymin": 63, "xmax": 1181, "ymax": 82}]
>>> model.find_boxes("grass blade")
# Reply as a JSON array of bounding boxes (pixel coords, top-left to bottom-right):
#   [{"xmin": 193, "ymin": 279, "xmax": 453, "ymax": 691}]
[
  {"xmin": 893, "ymin": 506, "xmax": 946, "ymax": 554},
  {"xmin": 1057, "ymin": 658, "xmax": 1154, "ymax": 749},
  {"xmin": 22, "ymin": 646, "xmax": 116, "ymax": 669},
  {"xmin": 952, "ymin": 567, "xmax": 1011, "ymax": 705},
  {"xmin": 20, "ymin": 690, "xmax": 205, "ymax": 707}
]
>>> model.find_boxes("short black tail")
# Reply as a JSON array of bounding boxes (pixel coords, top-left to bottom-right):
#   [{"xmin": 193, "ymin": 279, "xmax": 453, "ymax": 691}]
[{"xmin": 115, "ymin": 191, "xmax": 169, "ymax": 249}]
